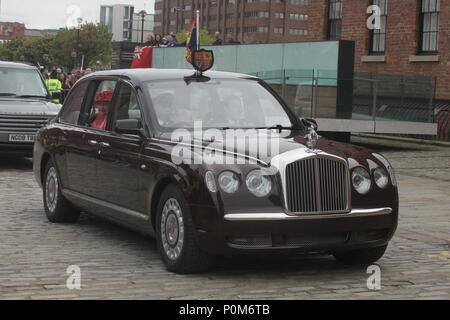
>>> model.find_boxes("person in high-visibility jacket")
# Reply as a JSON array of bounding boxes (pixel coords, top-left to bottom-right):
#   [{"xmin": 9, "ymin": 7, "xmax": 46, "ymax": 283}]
[{"xmin": 45, "ymin": 70, "xmax": 62, "ymax": 104}]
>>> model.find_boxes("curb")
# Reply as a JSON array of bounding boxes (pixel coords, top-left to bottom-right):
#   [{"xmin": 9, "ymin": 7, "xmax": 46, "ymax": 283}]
[{"xmin": 352, "ymin": 133, "xmax": 450, "ymax": 147}]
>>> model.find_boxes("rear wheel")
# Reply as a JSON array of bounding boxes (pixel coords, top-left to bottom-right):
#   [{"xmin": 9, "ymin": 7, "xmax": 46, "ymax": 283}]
[
  {"xmin": 333, "ymin": 245, "xmax": 387, "ymax": 265},
  {"xmin": 156, "ymin": 184, "xmax": 215, "ymax": 274},
  {"xmin": 43, "ymin": 160, "xmax": 80, "ymax": 223}
]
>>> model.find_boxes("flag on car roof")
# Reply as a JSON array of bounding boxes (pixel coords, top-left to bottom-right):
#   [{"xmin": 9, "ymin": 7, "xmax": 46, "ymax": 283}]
[{"xmin": 185, "ymin": 19, "xmax": 198, "ymax": 64}]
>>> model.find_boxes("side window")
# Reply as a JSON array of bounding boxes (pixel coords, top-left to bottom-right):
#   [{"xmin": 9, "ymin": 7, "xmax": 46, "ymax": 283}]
[
  {"xmin": 84, "ymin": 80, "xmax": 117, "ymax": 131},
  {"xmin": 113, "ymin": 83, "xmax": 142, "ymax": 129},
  {"xmin": 58, "ymin": 81, "xmax": 89, "ymax": 125}
]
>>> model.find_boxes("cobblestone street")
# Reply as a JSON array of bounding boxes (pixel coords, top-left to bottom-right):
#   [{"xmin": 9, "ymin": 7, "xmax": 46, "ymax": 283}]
[{"xmin": 0, "ymin": 136, "xmax": 449, "ymax": 300}]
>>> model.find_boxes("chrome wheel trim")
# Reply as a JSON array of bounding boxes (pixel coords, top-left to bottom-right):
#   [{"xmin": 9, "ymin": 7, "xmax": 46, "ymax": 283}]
[
  {"xmin": 45, "ymin": 167, "xmax": 58, "ymax": 213},
  {"xmin": 160, "ymin": 198, "xmax": 184, "ymax": 261}
]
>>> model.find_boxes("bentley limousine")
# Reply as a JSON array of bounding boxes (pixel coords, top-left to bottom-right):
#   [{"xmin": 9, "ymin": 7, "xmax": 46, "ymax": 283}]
[{"xmin": 33, "ymin": 68, "xmax": 398, "ymax": 273}]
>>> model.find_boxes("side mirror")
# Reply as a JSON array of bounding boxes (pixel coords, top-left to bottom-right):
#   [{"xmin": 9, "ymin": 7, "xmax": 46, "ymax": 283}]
[
  {"xmin": 116, "ymin": 119, "xmax": 144, "ymax": 136},
  {"xmin": 301, "ymin": 118, "xmax": 318, "ymax": 131}
]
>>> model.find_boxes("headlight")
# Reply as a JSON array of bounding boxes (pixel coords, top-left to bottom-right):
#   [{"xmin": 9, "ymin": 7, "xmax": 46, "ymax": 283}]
[
  {"xmin": 352, "ymin": 167, "xmax": 371, "ymax": 194},
  {"xmin": 218, "ymin": 171, "xmax": 240, "ymax": 194},
  {"xmin": 246, "ymin": 170, "xmax": 272, "ymax": 197},
  {"xmin": 204, "ymin": 171, "xmax": 217, "ymax": 193},
  {"xmin": 372, "ymin": 153, "xmax": 397, "ymax": 186},
  {"xmin": 374, "ymin": 167, "xmax": 389, "ymax": 189}
]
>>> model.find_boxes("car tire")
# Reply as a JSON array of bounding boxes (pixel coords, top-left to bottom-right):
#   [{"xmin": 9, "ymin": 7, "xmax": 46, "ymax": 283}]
[
  {"xmin": 333, "ymin": 245, "xmax": 388, "ymax": 265},
  {"xmin": 43, "ymin": 160, "xmax": 80, "ymax": 223},
  {"xmin": 156, "ymin": 184, "xmax": 215, "ymax": 274}
]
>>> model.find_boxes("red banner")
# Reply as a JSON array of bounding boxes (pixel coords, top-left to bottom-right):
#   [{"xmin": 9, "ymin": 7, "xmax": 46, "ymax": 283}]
[{"xmin": 131, "ymin": 46, "xmax": 153, "ymax": 68}]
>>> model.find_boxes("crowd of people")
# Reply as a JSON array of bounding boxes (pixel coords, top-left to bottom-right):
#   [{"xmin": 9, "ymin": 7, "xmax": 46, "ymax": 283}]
[
  {"xmin": 39, "ymin": 30, "xmax": 241, "ymax": 104},
  {"xmin": 40, "ymin": 67, "xmax": 93, "ymax": 103},
  {"xmin": 143, "ymin": 31, "xmax": 240, "ymax": 48}
]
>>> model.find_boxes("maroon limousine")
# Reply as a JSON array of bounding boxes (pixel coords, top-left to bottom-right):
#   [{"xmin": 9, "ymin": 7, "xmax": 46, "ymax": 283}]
[{"xmin": 33, "ymin": 68, "xmax": 398, "ymax": 274}]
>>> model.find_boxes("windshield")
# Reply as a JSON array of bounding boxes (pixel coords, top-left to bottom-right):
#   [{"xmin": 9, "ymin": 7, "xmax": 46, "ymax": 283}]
[
  {"xmin": 0, "ymin": 68, "xmax": 48, "ymax": 98},
  {"xmin": 145, "ymin": 78, "xmax": 293, "ymax": 129}
]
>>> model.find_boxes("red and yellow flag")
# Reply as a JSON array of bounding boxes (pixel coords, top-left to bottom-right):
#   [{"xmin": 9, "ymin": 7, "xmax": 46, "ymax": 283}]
[{"xmin": 185, "ymin": 20, "xmax": 198, "ymax": 64}]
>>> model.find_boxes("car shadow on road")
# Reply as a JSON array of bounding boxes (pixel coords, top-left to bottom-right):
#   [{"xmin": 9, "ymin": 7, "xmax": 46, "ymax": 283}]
[{"xmin": 0, "ymin": 157, "xmax": 32, "ymax": 170}]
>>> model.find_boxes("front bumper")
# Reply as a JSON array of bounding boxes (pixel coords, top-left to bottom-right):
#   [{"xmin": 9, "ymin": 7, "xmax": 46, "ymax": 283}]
[
  {"xmin": 192, "ymin": 206, "xmax": 398, "ymax": 255},
  {"xmin": 0, "ymin": 142, "xmax": 34, "ymax": 157}
]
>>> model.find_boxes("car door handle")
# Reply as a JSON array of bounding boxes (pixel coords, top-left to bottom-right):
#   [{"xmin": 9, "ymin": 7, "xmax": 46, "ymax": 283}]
[
  {"xmin": 99, "ymin": 142, "xmax": 110, "ymax": 147},
  {"xmin": 88, "ymin": 140, "xmax": 99, "ymax": 146}
]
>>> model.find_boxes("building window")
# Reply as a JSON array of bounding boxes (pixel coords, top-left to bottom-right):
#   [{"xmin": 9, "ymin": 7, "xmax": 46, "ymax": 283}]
[
  {"xmin": 275, "ymin": 12, "xmax": 284, "ymax": 19},
  {"xmin": 420, "ymin": 0, "xmax": 440, "ymax": 53},
  {"xmin": 370, "ymin": 0, "xmax": 388, "ymax": 54},
  {"xmin": 258, "ymin": 26, "xmax": 269, "ymax": 33},
  {"xmin": 290, "ymin": 13, "xmax": 308, "ymax": 21},
  {"xmin": 290, "ymin": 0, "xmax": 308, "ymax": 5},
  {"xmin": 274, "ymin": 27, "xmax": 284, "ymax": 34},
  {"xmin": 244, "ymin": 26, "xmax": 257, "ymax": 33},
  {"xmin": 289, "ymin": 28, "xmax": 308, "ymax": 36},
  {"xmin": 328, "ymin": 0, "xmax": 342, "ymax": 40}
]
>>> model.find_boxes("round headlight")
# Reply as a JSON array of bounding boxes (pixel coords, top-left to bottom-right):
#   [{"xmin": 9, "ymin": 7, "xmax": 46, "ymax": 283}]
[
  {"xmin": 374, "ymin": 167, "xmax": 389, "ymax": 189},
  {"xmin": 205, "ymin": 171, "xmax": 217, "ymax": 193},
  {"xmin": 246, "ymin": 170, "xmax": 272, "ymax": 197},
  {"xmin": 218, "ymin": 171, "xmax": 240, "ymax": 194},
  {"xmin": 352, "ymin": 167, "xmax": 372, "ymax": 194}
]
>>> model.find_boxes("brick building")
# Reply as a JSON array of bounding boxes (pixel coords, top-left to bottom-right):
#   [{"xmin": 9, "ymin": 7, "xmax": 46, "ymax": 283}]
[
  {"xmin": 0, "ymin": 22, "xmax": 25, "ymax": 41},
  {"xmin": 154, "ymin": 0, "xmax": 449, "ymax": 100}
]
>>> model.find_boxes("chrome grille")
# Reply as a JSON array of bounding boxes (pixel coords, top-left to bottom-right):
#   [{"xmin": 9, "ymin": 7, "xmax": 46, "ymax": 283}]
[
  {"xmin": 0, "ymin": 115, "xmax": 51, "ymax": 133},
  {"xmin": 285, "ymin": 157, "xmax": 349, "ymax": 214}
]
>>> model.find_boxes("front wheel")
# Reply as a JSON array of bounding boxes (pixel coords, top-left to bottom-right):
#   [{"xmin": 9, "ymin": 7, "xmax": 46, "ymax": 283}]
[
  {"xmin": 333, "ymin": 245, "xmax": 388, "ymax": 265},
  {"xmin": 156, "ymin": 184, "xmax": 215, "ymax": 274},
  {"xmin": 43, "ymin": 160, "xmax": 80, "ymax": 223}
]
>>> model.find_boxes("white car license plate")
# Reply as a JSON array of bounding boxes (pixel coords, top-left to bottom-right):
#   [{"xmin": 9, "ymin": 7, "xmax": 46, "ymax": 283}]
[{"xmin": 8, "ymin": 134, "xmax": 36, "ymax": 142}]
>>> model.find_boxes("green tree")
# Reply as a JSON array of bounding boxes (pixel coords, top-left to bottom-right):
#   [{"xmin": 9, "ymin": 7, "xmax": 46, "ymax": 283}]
[
  {"xmin": 176, "ymin": 29, "xmax": 214, "ymax": 46},
  {"xmin": 0, "ymin": 38, "xmax": 25, "ymax": 61},
  {"xmin": 0, "ymin": 23, "xmax": 112, "ymax": 71},
  {"xmin": 52, "ymin": 23, "xmax": 112, "ymax": 70}
]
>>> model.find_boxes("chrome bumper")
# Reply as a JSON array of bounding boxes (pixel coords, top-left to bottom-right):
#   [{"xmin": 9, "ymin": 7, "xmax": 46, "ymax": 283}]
[{"xmin": 224, "ymin": 207, "xmax": 393, "ymax": 222}]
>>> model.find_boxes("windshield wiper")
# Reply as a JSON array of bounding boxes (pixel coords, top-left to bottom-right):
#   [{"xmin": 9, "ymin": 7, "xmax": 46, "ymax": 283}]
[
  {"xmin": 16, "ymin": 95, "xmax": 47, "ymax": 99},
  {"xmin": 0, "ymin": 93, "xmax": 18, "ymax": 97},
  {"xmin": 254, "ymin": 125, "xmax": 294, "ymax": 132}
]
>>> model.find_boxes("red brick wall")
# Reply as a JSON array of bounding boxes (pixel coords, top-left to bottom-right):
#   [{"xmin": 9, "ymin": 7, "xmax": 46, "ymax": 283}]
[
  {"xmin": 153, "ymin": 0, "xmax": 449, "ymax": 99},
  {"xmin": 0, "ymin": 22, "xmax": 25, "ymax": 40},
  {"xmin": 341, "ymin": 0, "xmax": 450, "ymax": 100}
]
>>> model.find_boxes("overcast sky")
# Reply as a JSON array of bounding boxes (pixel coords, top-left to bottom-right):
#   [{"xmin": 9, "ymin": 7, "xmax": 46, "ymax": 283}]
[{"xmin": 0, "ymin": 0, "xmax": 155, "ymax": 29}]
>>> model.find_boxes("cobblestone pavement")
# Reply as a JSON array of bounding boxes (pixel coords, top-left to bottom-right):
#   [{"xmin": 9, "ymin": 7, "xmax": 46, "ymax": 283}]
[{"xmin": 0, "ymin": 136, "xmax": 449, "ymax": 300}]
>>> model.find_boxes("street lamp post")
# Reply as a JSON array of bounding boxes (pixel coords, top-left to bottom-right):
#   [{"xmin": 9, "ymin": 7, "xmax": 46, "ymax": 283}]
[
  {"xmin": 76, "ymin": 17, "xmax": 83, "ymax": 70},
  {"xmin": 139, "ymin": 10, "xmax": 147, "ymax": 44}
]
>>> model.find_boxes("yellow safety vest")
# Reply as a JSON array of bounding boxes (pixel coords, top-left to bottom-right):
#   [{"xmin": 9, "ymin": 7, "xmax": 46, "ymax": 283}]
[{"xmin": 46, "ymin": 79, "xmax": 62, "ymax": 103}]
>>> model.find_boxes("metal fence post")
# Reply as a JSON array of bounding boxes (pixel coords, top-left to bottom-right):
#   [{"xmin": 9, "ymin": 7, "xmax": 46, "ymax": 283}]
[
  {"xmin": 429, "ymin": 77, "xmax": 436, "ymax": 123},
  {"xmin": 372, "ymin": 80, "xmax": 378, "ymax": 121},
  {"xmin": 312, "ymin": 70, "xmax": 318, "ymax": 118}
]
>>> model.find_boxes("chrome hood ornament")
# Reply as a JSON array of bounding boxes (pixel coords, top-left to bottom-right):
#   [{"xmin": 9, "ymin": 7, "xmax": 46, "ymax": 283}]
[{"xmin": 304, "ymin": 126, "xmax": 320, "ymax": 152}]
